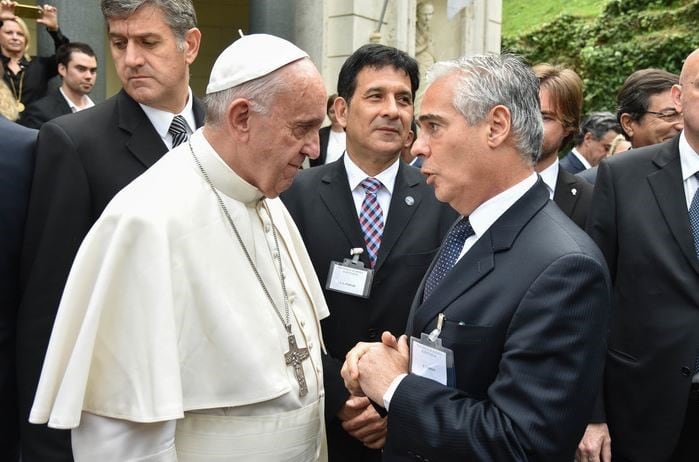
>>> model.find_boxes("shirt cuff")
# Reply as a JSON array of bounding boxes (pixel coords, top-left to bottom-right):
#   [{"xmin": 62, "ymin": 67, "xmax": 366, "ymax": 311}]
[{"xmin": 383, "ymin": 373, "xmax": 408, "ymax": 411}]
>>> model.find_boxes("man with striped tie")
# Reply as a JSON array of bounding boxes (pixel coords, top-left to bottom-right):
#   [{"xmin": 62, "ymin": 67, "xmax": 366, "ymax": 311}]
[{"xmin": 282, "ymin": 44, "xmax": 456, "ymax": 462}]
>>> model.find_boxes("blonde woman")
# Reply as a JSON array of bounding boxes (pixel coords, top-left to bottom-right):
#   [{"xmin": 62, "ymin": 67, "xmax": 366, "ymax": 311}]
[{"xmin": 0, "ymin": 1, "xmax": 69, "ymax": 111}]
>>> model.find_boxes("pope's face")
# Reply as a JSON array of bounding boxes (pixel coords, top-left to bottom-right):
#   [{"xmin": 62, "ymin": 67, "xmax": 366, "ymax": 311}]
[
  {"xmin": 247, "ymin": 62, "xmax": 327, "ymax": 197},
  {"xmin": 107, "ymin": 5, "xmax": 200, "ymax": 113}
]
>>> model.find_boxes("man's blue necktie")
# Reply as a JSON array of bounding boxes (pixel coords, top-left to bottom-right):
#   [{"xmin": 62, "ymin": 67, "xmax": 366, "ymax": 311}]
[{"xmin": 423, "ymin": 217, "xmax": 474, "ymax": 301}]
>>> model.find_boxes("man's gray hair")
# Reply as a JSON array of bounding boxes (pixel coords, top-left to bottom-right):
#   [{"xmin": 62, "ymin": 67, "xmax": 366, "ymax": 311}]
[
  {"xmin": 101, "ymin": 0, "xmax": 197, "ymax": 47},
  {"xmin": 204, "ymin": 61, "xmax": 298, "ymax": 126},
  {"xmin": 427, "ymin": 54, "xmax": 543, "ymax": 165}
]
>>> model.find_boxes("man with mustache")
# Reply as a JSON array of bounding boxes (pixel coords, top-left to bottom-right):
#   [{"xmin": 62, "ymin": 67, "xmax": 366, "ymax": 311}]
[
  {"xmin": 20, "ymin": 42, "xmax": 97, "ymax": 128},
  {"xmin": 282, "ymin": 44, "xmax": 456, "ymax": 462},
  {"xmin": 17, "ymin": 1, "xmax": 204, "ymax": 460}
]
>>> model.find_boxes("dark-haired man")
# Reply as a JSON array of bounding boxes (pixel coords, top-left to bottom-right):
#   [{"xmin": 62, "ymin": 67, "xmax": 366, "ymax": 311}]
[
  {"xmin": 559, "ymin": 111, "xmax": 621, "ymax": 174},
  {"xmin": 20, "ymin": 42, "xmax": 97, "ymax": 128},
  {"xmin": 282, "ymin": 44, "xmax": 456, "ymax": 461}
]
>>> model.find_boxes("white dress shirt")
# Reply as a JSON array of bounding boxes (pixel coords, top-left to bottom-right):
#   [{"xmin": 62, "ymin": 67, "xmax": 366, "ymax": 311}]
[{"xmin": 139, "ymin": 88, "xmax": 196, "ymax": 150}]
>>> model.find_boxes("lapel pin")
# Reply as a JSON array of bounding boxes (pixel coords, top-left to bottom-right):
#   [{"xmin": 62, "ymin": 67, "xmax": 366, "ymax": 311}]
[
  {"xmin": 571, "ymin": 188, "xmax": 577, "ymax": 196},
  {"xmin": 405, "ymin": 196, "xmax": 415, "ymax": 206}
]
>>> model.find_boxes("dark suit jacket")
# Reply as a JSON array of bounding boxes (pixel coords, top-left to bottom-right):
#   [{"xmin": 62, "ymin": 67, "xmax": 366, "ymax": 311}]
[
  {"xmin": 281, "ymin": 158, "xmax": 457, "ymax": 462},
  {"xmin": 0, "ymin": 117, "xmax": 36, "ymax": 462},
  {"xmin": 383, "ymin": 180, "xmax": 610, "ymax": 461},
  {"xmin": 577, "ymin": 165, "xmax": 598, "ymax": 184},
  {"xmin": 19, "ymin": 87, "xmax": 72, "ymax": 129},
  {"xmin": 559, "ymin": 150, "xmax": 586, "ymax": 174},
  {"xmin": 553, "ymin": 166, "xmax": 593, "ymax": 228},
  {"xmin": 17, "ymin": 89, "xmax": 205, "ymax": 462},
  {"xmin": 310, "ymin": 125, "xmax": 331, "ymax": 167},
  {"xmin": 586, "ymin": 136, "xmax": 699, "ymax": 461}
]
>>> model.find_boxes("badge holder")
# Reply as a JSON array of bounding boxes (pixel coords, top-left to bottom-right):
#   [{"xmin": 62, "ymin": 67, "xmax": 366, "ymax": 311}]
[
  {"xmin": 409, "ymin": 313, "xmax": 455, "ymax": 387},
  {"xmin": 326, "ymin": 248, "xmax": 374, "ymax": 298}
]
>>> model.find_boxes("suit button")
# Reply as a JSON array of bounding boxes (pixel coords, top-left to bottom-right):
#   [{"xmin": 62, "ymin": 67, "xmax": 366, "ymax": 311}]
[
  {"xmin": 367, "ymin": 328, "xmax": 378, "ymax": 340},
  {"xmin": 681, "ymin": 366, "xmax": 692, "ymax": 377}
]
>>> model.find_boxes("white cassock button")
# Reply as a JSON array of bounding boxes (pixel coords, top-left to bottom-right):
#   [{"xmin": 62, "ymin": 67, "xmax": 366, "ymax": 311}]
[
  {"xmin": 300, "ymin": 319, "xmax": 305, "ymax": 327},
  {"xmin": 264, "ymin": 224, "xmax": 271, "ymax": 233},
  {"xmin": 289, "ymin": 294, "xmax": 295, "ymax": 304},
  {"xmin": 308, "ymin": 342, "xmax": 314, "ymax": 349}
]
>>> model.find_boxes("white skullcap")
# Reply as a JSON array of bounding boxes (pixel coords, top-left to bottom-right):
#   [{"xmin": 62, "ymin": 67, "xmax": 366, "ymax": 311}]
[{"xmin": 206, "ymin": 33, "xmax": 309, "ymax": 94}]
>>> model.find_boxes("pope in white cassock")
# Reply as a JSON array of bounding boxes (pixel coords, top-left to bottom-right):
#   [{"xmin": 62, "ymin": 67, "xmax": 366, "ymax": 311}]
[{"xmin": 29, "ymin": 34, "xmax": 330, "ymax": 461}]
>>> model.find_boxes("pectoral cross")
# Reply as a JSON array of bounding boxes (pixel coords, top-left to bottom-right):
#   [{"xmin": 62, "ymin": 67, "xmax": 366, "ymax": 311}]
[{"xmin": 285, "ymin": 333, "xmax": 310, "ymax": 397}]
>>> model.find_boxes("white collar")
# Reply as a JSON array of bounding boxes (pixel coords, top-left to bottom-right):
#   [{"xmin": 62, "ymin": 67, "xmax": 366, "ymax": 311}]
[
  {"xmin": 189, "ymin": 128, "xmax": 263, "ymax": 205},
  {"xmin": 571, "ymin": 147, "xmax": 592, "ymax": 169},
  {"xmin": 538, "ymin": 160, "xmax": 559, "ymax": 199},
  {"xmin": 468, "ymin": 173, "xmax": 539, "ymax": 240},
  {"xmin": 343, "ymin": 152, "xmax": 399, "ymax": 194},
  {"xmin": 59, "ymin": 87, "xmax": 94, "ymax": 112},
  {"xmin": 679, "ymin": 130, "xmax": 699, "ymax": 181},
  {"xmin": 139, "ymin": 88, "xmax": 196, "ymax": 139}
]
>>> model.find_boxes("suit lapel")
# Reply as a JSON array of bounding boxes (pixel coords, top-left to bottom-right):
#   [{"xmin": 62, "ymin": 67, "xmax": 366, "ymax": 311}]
[
  {"xmin": 553, "ymin": 168, "xmax": 579, "ymax": 216},
  {"xmin": 647, "ymin": 140, "xmax": 699, "ymax": 276},
  {"xmin": 116, "ymin": 90, "xmax": 168, "ymax": 168},
  {"xmin": 411, "ymin": 180, "xmax": 550, "ymax": 334},
  {"xmin": 374, "ymin": 163, "xmax": 422, "ymax": 271},
  {"xmin": 318, "ymin": 158, "xmax": 372, "ymax": 267}
]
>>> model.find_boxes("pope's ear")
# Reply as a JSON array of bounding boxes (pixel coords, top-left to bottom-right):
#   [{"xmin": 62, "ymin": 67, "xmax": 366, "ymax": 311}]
[{"xmin": 226, "ymin": 98, "xmax": 254, "ymax": 140}]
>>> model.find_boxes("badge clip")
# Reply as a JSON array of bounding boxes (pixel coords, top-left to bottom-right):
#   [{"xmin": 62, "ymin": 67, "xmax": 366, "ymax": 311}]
[{"xmin": 325, "ymin": 248, "xmax": 374, "ymax": 298}]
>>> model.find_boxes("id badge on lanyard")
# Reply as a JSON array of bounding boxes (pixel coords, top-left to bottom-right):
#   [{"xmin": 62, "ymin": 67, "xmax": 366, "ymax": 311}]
[
  {"xmin": 325, "ymin": 248, "xmax": 374, "ymax": 298},
  {"xmin": 409, "ymin": 313, "xmax": 455, "ymax": 387}
]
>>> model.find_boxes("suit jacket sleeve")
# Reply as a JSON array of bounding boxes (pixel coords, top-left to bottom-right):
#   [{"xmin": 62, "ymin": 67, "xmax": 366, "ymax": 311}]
[
  {"xmin": 584, "ymin": 160, "xmax": 617, "ymax": 422},
  {"xmin": 385, "ymin": 253, "xmax": 610, "ymax": 461}
]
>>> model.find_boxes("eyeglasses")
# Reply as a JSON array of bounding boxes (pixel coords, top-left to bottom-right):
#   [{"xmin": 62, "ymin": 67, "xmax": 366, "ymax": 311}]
[{"xmin": 644, "ymin": 109, "xmax": 682, "ymax": 122}]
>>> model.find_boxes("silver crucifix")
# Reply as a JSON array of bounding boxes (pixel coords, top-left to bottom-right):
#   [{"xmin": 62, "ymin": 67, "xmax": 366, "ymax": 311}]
[{"xmin": 284, "ymin": 333, "xmax": 310, "ymax": 397}]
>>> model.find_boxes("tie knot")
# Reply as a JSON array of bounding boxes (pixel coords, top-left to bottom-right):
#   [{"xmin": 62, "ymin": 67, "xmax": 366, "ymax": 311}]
[
  {"xmin": 361, "ymin": 177, "xmax": 382, "ymax": 194},
  {"xmin": 169, "ymin": 115, "xmax": 188, "ymax": 136},
  {"xmin": 452, "ymin": 217, "xmax": 474, "ymax": 241}
]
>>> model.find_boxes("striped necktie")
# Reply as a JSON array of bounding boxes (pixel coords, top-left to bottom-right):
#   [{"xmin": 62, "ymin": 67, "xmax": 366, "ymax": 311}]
[
  {"xmin": 168, "ymin": 115, "xmax": 189, "ymax": 148},
  {"xmin": 423, "ymin": 217, "xmax": 474, "ymax": 301},
  {"xmin": 359, "ymin": 177, "xmax": 384, "ymax": 268}
]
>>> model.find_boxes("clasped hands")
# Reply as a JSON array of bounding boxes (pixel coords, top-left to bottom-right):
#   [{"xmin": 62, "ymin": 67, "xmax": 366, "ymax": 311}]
[{"xmin": 335, "ymin": 332, "xmax": 410, "ymax": 449}]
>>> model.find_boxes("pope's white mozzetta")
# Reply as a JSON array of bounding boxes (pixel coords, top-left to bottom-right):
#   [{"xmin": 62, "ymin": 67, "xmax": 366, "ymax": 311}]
[{"xmin": 30, "ymin": 33, "xmax": 330, "ymax": 462}]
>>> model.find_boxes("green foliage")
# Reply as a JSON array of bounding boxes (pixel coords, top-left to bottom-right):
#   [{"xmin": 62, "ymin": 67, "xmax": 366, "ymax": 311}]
[{"xmin": 503, "ymin": 0, "xmax": 699, "ymax": 112}]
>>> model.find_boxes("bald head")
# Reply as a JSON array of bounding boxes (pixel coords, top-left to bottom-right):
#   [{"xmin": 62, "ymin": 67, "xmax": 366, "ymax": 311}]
[{"xmin": 672, "ymin": 48, "xmax": 699, "ymax": 150}]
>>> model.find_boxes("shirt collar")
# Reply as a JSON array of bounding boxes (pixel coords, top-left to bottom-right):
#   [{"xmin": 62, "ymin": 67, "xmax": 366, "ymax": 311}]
[
  {"xmin": 343, "ymin": 152, "xmax": 400, "ymax": 195},
  {"xmin": 138, "ymin": 87, "xmax": 195, "ymax": 138},
  {"xmin": 468, "ymin": 173, "xmax": 539, "ymax": 240},
  {"xmin": 538, "ymin": 160, "xmax": 559, "ymax": 199},
  {"xmin": 189, "ymin": 128, "xmax": 264, "ymax": 205},
  {"xmin": 59, "ymin": 87, "xmax": 94, "ymax": 112},
  {"xmin": 679, "ymin": 130, "xmax": 699, "ymax": 181},
  {"xmin": 571, "ymin": 147, "xmax": 592, "ymax": 169}
]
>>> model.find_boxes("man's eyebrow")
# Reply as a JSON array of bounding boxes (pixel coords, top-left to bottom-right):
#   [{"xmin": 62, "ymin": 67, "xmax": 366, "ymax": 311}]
[{"xmin": 417, "ymin": 113, "xmax": 447, "ymax": 125}]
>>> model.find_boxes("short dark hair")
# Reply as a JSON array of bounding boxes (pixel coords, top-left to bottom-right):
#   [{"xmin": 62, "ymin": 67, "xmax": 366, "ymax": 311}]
[
  {"xmin": 574, "ymin": 111, "xmax": 621, "ymax": 145},
  {"xmin": 56, "ymin": 42, "xmax": 96, "ymax": 68},
  {"xmin": 337, "ymin": 44, "xmax": 419, "ymax": 103},
  {"xmin": 616, "ymin": 68, "xmax": 678, "ymax": 126}
]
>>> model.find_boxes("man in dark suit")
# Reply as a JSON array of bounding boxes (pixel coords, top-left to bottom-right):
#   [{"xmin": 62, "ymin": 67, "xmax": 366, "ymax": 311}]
[
  {"xmin": 17, "ymin": 1, "xmax": 203, "ymax": 460},
  {"xmin": 20, "ymin": 42, "xmax": 98, "ymax": 129},
  {"xmin": 310, "ymin": 93, "xmax": 345, "ymax": 167},
  {"xmin": 282, "ymin": 44, "xmax": 456, "ymax": 461},
  {"xmin": 533, "ymin": 63, "xmax": 592, "ymax": 228},
  {"xmin": 579, "ymin": 48, "xmax": 699, "ymax": 462},
  {"xmin": 342, "ymin": 54, "xmax": 611, "ymax": 461},
  {"xmin": 559, "ymin": 111, "xmax": 621, "ymax": 174},
  {"xmin": 0, "ymin": 116, "xmax": 36, "ymax": 462}
]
